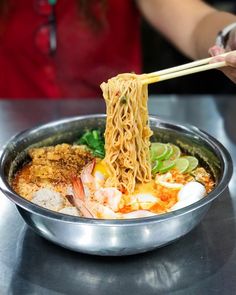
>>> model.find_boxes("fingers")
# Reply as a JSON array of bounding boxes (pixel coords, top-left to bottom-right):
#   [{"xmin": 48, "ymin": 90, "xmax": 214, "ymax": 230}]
[
  {"xmin": 208, "ymin": 45, "xmax": 225, "ymax": 63},
  {"xmin": 208, "ymin": 45, "xmax": 225, "ymax": 57},
  {"xmin": 225, "ymin": 52, "xmax": 236, "ymax": 67},
  {"xmin": 208, "ymin": 45, "xmax": 236, "ymax": 84},
  {"xmin": 208, "ymin": 45, "xmax": 236, "ymax": 66},
  {"xmin": 215, "ymin": 50, "xmax": 236, "ymax": 83}
]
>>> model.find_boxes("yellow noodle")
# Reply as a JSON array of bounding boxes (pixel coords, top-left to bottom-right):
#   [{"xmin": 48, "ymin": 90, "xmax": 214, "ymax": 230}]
[{"xmin": 100, "ymin": 73, "xmax": 153, "ymax": 193}]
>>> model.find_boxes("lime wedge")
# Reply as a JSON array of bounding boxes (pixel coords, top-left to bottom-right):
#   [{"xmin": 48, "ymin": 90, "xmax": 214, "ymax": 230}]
[
  {"xmin": 158, "ymin": 160, "xmax": 175, "ymax": 173},
  {"xmin": 151, "ymin": 160, "xmax": 162, "ymax": 174},
  {"xmin": 169, "ymin": 144, "xmax": 181, "ymax": 160},
  {"xmin": 164, "ymin": 144, "xmax": 174, "ymax": 160},
  {"xmin": 175, "ymin": 158, "xmax": 189, "ymax": 173},
  {"xmin": 184, "ymin": 156, "xmax": 199, "ymax": 173},
  {"xmin": 150, "ymin": 143, "xmax": 168, "ymax": 161}
]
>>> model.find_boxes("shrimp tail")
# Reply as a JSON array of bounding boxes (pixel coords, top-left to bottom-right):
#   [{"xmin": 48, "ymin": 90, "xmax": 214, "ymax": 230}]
[
  {"xmin": 83, "ymin": 159, "xmax": 96, "ymax": 175},
  {"xmin": 69, "ymin": 175, "xmax": 95, "ymax": 218},
  {"xmin": 72, "ymin": 176, "xmax": 85, "ymax": 201},
  {"xmin": 65, "ymin": 194, "xmax": 76, "ymax": 206},
  {"xmin": 65, "ymin": 194, "xmax": 94, "ymax": 218},
  {"xmin": 80, "ymin": 159, "xmax": 96, "ymax": 184}
]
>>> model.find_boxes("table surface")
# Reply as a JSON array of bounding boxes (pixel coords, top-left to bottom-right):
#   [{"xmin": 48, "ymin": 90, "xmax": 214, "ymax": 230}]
[{"xmin": 0, "ymin": 96, "xmax": 236, "ymax": 295}]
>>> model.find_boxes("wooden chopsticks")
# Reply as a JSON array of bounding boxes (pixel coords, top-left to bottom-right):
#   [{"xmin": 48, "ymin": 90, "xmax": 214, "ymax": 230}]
[{"xmin": 141, "ymin": 50, "xmax": 236, "ymax": 85}]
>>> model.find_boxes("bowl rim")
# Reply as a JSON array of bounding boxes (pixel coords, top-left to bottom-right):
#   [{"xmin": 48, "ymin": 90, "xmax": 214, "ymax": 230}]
[{"xmin": 0, "ymin": 114, "xmax": 233, "ymax": 226}]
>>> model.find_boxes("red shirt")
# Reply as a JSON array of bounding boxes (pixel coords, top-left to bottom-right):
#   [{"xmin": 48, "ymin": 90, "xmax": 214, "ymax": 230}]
[{"xmin": 0, "ymin": 0, "xmax": 141, "ymax": 99}]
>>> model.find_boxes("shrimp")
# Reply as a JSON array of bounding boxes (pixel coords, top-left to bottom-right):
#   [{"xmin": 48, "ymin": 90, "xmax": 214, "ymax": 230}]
[
  {"xmin": 71, "ymin": 174, "xmax": 121, "ymax": 217},
  {"xmin": 88, "ymin": 202, "xmax": 118, "ymax": 219},
  {"xmin": 71, "ymin": 175, "xmax": 85, "ymax": 201},
  {"xmin": 79, "ymin": 159, "xmax": 98, "ymax": 197},
  {"xmin": 71, "ymin": 173, "xmax": 121, "ymax": 218},
  {"xmin": 66, "ymin": 194, "xmax": 94, "ymax": 218},
  {"xmin": 68, "ymin": 177, "xmax": 157, "ymax": 219},
  {"xmin": 80, "ymin": 159, "xmax": 96, "ymax": 184},
  {"xmin": 69, "ymin": 160, "xmax": 157, "ymax": 219},
  {"xmin": 66, "ymin": 176, "xmax": 95, "ymax": 218},
  {"xmin": 94, "ymin": 187, "xmax": 122, "ymax": 211}
]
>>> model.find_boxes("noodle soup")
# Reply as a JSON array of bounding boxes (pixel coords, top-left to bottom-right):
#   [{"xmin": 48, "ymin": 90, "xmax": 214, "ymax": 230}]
[
  {"xmin": 12, "ymin": 137, "xmax": 215, "ymax": 219},
  {"xmin": 12, "ymin": 74, "xmax": 215, "ymax": 219}
]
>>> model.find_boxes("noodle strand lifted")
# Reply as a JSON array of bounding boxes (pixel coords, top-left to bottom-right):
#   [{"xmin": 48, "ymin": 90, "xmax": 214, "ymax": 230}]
[{"xmin": 101, "ymin": 73, "xmax": 153, "ymax": 193}]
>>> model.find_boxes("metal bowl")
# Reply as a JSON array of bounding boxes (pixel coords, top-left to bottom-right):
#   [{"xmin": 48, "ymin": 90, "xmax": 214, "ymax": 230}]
[{"xmin": 0, "ymin": 115, "xmax": 233, "ymax": 256}]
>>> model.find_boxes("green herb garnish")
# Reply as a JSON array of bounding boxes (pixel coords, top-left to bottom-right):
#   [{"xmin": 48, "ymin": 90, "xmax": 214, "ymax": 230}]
[{"xmin": 75, "ymin": 130, "xmax": 105, "ymax": 158}]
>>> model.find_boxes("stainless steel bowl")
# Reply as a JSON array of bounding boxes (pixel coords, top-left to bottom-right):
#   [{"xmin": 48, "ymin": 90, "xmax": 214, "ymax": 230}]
[{"xmin": 0, "ymin": 115, "xmax": 233, "ymax": 256}]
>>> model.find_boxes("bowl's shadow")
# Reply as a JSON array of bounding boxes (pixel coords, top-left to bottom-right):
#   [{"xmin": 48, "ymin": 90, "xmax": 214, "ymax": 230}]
[{"xmin": 9, "ymin": 189, "xmax": 235, "ymax": 295}]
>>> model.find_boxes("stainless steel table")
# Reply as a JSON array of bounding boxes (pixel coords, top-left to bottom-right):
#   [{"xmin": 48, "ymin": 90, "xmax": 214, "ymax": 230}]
[{"xmin": 0, "ymin": 96, "xmax": 236, "ymax": 295}]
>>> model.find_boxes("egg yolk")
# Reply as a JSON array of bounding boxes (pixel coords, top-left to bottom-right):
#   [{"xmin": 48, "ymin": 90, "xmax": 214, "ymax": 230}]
[{"xmin": 93, "ymin": 160, "xmax": 110, "ymax": 178}]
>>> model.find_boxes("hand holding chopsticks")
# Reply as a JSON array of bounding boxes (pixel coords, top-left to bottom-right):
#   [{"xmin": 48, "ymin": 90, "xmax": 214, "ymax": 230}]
[{"xmin": 141, "ymin": 50, "xmax": 236, "ymax": 85}]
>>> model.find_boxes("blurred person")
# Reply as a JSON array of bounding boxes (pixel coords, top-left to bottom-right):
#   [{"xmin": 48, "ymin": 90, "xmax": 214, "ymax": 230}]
[
  {"xmin": 0, "ymin": 0, "xmax": 236, "ymax": 99},
  {"xmin": 142, "ymin": 0, "xmax": 236, "ymax": 94}
]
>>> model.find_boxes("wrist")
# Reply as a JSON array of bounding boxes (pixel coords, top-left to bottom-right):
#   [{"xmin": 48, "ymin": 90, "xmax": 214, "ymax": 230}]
[{"xmin": 216, "ymin": 22, "xmax": 236, "ymax": 48}]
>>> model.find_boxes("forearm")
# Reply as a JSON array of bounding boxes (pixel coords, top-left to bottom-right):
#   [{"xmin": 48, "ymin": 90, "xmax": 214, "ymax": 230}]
[
  {"xmin": 137, "ymin": 0, "xmax": 236, "ymax": 60},
  {"xmin": 192, "ymin": 10, "xmax": 236, "ymax": 59}
]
